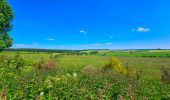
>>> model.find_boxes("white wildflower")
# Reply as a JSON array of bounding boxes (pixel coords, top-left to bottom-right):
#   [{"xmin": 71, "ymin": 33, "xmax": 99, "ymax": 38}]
[
  {"xmin": 11, "ymin": 60, "xmax": 14, "ymax": 62},
  {"xmin": 40, "ymin": 92, "xmax": 44, "ymax": 96},
  {"xmin": 66, "ymin": 73, "xmax": 71, "ymax": 77},
  {"xmin": 73, "ymin": 73, "xmax": 77, "ymax": 77},
  {"xmin": 56, "ymin": 77, "xmax": 60, "ymax": 81}
]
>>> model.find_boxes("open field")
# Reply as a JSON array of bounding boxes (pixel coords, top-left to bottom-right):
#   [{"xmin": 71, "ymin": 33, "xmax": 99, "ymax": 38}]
[
  {"xmin": 5, "ymin": 49, "xmax": 170, "ymax": 57},
  {"xmin": 81, "ymin": 49, "xmax": 170, "ymax": 57},
  {"xmin": 1, "ymin": 0, "xmax": 170, "ymax": 99},
  {"xmin": 0, "ymin": 50, "xmax": 170, "ymax": 99}
]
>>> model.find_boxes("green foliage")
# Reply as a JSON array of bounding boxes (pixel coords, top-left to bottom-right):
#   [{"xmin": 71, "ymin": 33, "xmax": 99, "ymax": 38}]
[
  {"xmin": 0, "ymin": 52, "xmax": 170, "ymax": 99},
  {"xmin": 0, "ymin": 39, "xmax": 5, "ymax": 51},
  {"xmin": 3, "ymin": 54, "xmax": 24, "ymax": 69},
  {"xmin": 0, "ymin": 0, "xmax": 13, "ymax": 51},
  {"xmin": 89, "ymin": 51, "xmax": 98, "ymax": 55}
]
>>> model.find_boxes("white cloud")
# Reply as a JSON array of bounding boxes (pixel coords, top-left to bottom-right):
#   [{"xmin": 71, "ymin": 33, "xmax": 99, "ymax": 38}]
[
  {"xmin": 134, "ymin": 27, "xmax": 150, "ymax": 32},
  {"xmin": 47, "ymin": 38, "xmax": 55, "ymax": 41},
  {"xmin": 15, "ymin": 44, "xmax": 25, "ymax": 46},
  {"xmin": 14, "ymin": 44, "xmax": 34, "ymax": 47},
  {"xmin": 92, "ymin": 44, "xmax": 103, "ymax": 46},
  {"xmin": 80, "ymin": 45, "xmax": 89, "ymax": 47},
  {"xmin": 14, "ymin": 43, "xmax": 39, "ymax": 48},
  {"xmin": 80, "ymin": 43, "xmax": 113, "ymax": 47},
  {"xmin": 105, "ymin": 42, "xmax": 112, "ymax": 45},
  {"xmin": 79, "ymin": 30, "xmax": 87, "ymax": 34}
]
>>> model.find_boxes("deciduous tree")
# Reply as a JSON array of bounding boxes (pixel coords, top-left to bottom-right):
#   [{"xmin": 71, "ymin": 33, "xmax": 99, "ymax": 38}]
[{"xmin": 0, "ymin": 0, "xmax": 13, "ymax": 51}]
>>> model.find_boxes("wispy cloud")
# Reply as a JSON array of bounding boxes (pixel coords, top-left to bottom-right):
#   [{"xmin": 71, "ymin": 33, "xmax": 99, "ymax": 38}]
[
  {"xmin": 15, "ymin": 44, "xmax": 26, "ymax": 46},
  {"xmin": 133, "ymin": 27, "xmax": 150, "ymax": 32},
  {"xmin": 80, "ymin": 45, "xmax": 89, "ymax": 47},
  {"xmin": 14, "ymin": 42, "xmax": 39, "ymax": 48},
  {"xmin": 15, "ymin": 44, "xmax": 34, "ymax": 47},
  {"xmin": 105, "ymin": 42, "xmax": 112, "ymax": 45},
  {"xmin": 80, "ymin": 42, "xmax": 112, "ymax": 47},
  {"xmin": 137, "ymin": 27, "xmax": 150, "ymax": 32},
  {"xmin": 92, "ymin": 44, "xmax": 103, "ymax": 46},
  {"xmin": 79, "ymin": 30, "xmax": 87, "ymax": 34},
  {"xmin": 47, "ymin": 38, "xmax": 55, "ymax": 41}
]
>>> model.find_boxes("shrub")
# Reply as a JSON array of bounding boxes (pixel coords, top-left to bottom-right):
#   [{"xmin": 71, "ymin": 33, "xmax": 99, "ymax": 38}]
[
  {"xmin": 103, "ymin": 57, "xmax": 127, "ymax": 75},
  {"xmin": 44, "ymin": 60, "xmax": 58, "ymax": 70},
  {"xmin": 33, "ymin": 58, "xmax": 58, "ymax": 70}
]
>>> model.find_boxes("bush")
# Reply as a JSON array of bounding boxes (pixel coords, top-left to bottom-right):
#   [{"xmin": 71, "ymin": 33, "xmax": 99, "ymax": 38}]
[
  {"xmin": 103, "ymin": 57, "xmax": 127, "ymax": 75},
  {"xmin": 44, "ymin": 60, "xmax": 58, "ymax": 70},
  {"xmin": 33, "ymin": 58, "xmax": 58, "ymax": 70}
]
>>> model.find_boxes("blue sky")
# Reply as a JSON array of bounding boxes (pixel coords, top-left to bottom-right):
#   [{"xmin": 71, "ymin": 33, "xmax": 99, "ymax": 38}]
[{"xmin": 7, "ymin": 0, "xmax": 170, "ymax": 49}]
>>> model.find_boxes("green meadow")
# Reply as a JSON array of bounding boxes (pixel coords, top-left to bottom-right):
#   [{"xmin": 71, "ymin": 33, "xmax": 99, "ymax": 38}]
[
  {"xmin": 1, "ymin": 0, "xmax": 170, "ymax": 99},
  {"xmin": 0, "ymin": 50, "xmax": 170, "ymax": 99}
]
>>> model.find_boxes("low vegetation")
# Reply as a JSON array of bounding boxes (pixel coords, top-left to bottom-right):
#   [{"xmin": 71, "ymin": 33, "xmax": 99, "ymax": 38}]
[{"xmin": 0, "ymin": 51, "xmax": 170, "ymax": 99}]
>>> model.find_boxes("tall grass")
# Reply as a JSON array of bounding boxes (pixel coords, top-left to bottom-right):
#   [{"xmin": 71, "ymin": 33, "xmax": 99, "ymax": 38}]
[{"xmin": 0, "ymin": 52, "xmax": 170, "ymax": 99}]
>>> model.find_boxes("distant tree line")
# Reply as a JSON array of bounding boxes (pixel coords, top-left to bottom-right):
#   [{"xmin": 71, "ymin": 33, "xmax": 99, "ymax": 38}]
[{"xmin": 5, "ymin": 48, "xmax": 81, "ymax": 53}]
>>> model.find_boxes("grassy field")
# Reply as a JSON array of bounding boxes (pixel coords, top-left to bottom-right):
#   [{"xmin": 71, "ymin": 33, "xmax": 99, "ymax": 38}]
[
  {"xmin": 0, "ymin": 50, "xmax": 170, "ymax": 99},
  {"xmin": 80, "ymin": 49, "xmax": 170, "ymax": 57}
]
